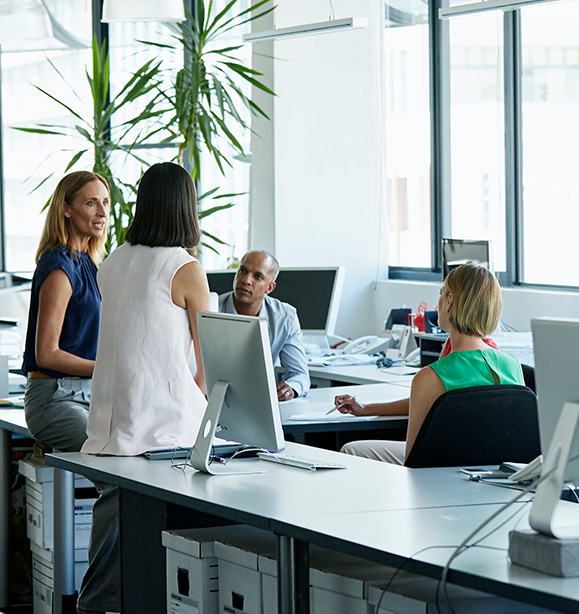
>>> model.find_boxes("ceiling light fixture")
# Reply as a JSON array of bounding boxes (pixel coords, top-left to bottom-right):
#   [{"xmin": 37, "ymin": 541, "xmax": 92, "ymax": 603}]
[
  {"xmin": 101, "ymin": 0, "xmax": 186, "ymax": 23},
  {"xmin": 243, "ymin": 17, "xmax": 368, "ymax": 44}
]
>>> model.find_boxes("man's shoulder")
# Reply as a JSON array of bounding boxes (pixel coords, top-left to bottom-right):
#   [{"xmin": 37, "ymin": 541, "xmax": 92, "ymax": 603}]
[
  {"xmin": 264, "ymin": 294, "xmax": 297, "ymax": 317},
  {"xmin": 218, "ymin": 291, "xmax": 234, "ymax": 312}
]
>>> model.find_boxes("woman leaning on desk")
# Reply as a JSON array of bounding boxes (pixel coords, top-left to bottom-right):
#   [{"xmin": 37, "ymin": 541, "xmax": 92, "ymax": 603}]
[
  {"xmin": 22, "ymin": 170, "xmax": 109, "ymax": 452},
  {"xmin": 334, "ymin": 263, "xmax": 524, "ymax": 465}
]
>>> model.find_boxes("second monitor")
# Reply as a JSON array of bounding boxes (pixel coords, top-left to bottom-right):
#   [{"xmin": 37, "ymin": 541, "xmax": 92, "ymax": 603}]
[{"xmin": 207, "ymin": 266, "xmax": 345, "ymax": 337}]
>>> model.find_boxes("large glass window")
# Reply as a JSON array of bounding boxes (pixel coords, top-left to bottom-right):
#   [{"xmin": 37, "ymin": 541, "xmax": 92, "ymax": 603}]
[
  {"xmin": 388, "ymin": 0, "xmax": 579, "ymax": 288},
  {"xmin": 520, "ymin": 1, "xmax": 579, "ymax": 286},
  {"xmin": 1, "ymin": 1, "xmax": 93, "ymax": 271},
  {"xmin": 384, "ymin": 0, "xmax": 432, "ymax": 269},
  {"xmin": 448, "ymin": 13, "xmax": 506, "ymax": 273}
]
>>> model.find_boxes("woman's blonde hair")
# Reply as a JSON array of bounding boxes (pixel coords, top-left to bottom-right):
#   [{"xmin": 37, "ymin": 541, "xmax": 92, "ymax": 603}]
[
  {"xmin": 35, "ymin": 171, "xmax": 109, "ymax": 266},
  {"xmin": 445, "ymin": 263, "xmax": 502, "ymax": 337}
]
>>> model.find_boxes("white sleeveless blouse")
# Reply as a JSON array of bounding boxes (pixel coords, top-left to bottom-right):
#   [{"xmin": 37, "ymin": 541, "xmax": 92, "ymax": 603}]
[{"xmin": 82, "ymin": 243, "xmax": 206, "ymax": 455}]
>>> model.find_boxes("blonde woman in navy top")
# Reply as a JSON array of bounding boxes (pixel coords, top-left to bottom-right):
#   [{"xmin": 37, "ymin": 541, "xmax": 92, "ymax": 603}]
[{"xmin": 23, "ymin": 171, "xmax": 109, "ymax": 451}]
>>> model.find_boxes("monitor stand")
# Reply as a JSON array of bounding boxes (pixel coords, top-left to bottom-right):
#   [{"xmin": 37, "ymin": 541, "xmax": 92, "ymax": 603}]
[
  {"xmin": 529, "ymin": 401, "xmax": 579, "ymax": 538},
  {"xmin": 188, "ymin": 380, "xmax": 265, "ymax": 476},
  {"xmin": 509, "ymin": 401, "xmax": 579, "ymax": 577}
]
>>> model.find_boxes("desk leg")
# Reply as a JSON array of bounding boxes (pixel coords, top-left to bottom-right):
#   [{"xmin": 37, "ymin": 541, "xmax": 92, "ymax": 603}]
[
  {"xmin": 0, "ymin": 428, "xmax": 9, "ymax": 607},
  {"xmin": 53, "ymin": 468, "xmax": 76, "ymax": 613},
  {"xmin": 277, "ymin": 535, "xmax": 310, "ymax": 614}
]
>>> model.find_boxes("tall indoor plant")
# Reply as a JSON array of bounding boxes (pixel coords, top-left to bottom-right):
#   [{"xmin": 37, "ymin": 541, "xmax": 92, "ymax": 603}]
[
  {"xmin": 17, "ymin": 0, "xmax": 275, "ymax": 256},
  {"xmin": 154, "ymin": 0, "xmax": 274, "ymax": 176},
  {"xmin": 148, "ymin": 0, "xmax": 275, "ymax": 254}
]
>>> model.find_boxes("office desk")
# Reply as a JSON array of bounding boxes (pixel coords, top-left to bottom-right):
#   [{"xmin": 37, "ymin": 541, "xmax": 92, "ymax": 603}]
[
  {"xmin": 281, "ymin": 383, "xmax": 408, "ymax": 449},
  {"xmin": 308, "ymin": 363, "xmax": 415, "ymax": 388},
  {"xmin": 47, "ymin": 444, "xmax": 557, "ymax": 614}
]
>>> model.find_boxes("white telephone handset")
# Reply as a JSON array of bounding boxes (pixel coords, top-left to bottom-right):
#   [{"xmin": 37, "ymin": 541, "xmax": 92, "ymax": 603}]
[{"xmin": 341, "ymin": 335, "xmax": 391, "ymax": 355}]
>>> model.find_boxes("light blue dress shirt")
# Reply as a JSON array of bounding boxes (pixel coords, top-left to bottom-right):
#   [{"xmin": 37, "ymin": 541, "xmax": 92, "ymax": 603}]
[{"xmin": 219, "ymin": 292, "xmax": 310, "ymax": 397}]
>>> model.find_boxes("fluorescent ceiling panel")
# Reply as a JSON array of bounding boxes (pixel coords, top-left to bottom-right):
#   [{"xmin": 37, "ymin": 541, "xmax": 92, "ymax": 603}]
[{"xmin": 243, "ymin": 17, "xmax": 368, "ymax": 43}]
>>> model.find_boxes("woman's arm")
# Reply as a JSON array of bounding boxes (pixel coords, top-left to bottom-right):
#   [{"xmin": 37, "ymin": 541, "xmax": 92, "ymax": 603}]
[
  {"xmin": 405, "ymin": 366, "xmax": 446, "ymax": 458},
  {"xmin": 35, "ymin": 270, "xmax": 95, "ymax": 377},
  {"xmin": 334, "ymin": 395, "xmax": 410, "ymax": 417},
  {"xmin": 172, "ymin": 261, "xmax": 211, "ymax": 396}
]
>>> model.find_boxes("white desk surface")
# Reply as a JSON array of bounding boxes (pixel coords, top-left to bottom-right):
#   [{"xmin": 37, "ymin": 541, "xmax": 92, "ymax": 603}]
[
  {"xmin": 48, "ymin": 445, "xmax": 579, "ymax": 612},
  {"xmin": 280, "ymin": 383, "xmax": 408, "ymax": 425},
  {"xmin": 47, "ymin": 443, "xmax": 531, "ymax": 524},
  {"xmin": 308, "ymin": 363, "xmax": 415, "ymax": 388},
  {"xmin": 283, "ymin": 500, "xmax": 579, "ymax": 611},
  {"xmin": 0, "ymin": 408, "xmax": 29, "ymax": 436}
]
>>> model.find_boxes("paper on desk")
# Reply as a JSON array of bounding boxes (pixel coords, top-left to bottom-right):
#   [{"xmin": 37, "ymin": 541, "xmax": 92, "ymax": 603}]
[
  {"xmin": 308, "ymin": 354, "xmax": 378, "ymax": 367},
  {"xmin": 380, "ymin": 366, "xmax": 419, "ymax": 376},
  {"xmin": 288, "ymin": 402, "xmax": 378, "ymax": 422}
]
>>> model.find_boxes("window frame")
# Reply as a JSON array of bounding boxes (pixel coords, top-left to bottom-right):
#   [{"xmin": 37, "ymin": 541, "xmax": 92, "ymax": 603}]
[{"xmin": 388, "ymin": 1, "xmax": 579, "ymax": 292}]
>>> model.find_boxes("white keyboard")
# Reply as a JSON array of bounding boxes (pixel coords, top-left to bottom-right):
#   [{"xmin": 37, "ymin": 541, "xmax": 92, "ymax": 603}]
[{"xmin": 257, "ymin": 452, "xmax": 347, "ymax": 471}]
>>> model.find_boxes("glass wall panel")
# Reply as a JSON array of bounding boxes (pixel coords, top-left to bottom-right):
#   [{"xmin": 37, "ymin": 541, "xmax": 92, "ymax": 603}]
[
  {"xmin": 520, "ymin": 1, "xmax": 579, "ymax": 286},
  {"xmin": 448, "ymin": 12, "xmax": 505, "ymax": 273},
  {"xmin": 384, "ymin": 0, "xmax": 432, "ymax": 269},
  {"xmin": 1, "ymin": 0, "xmax": 92, "ymax": 271}
]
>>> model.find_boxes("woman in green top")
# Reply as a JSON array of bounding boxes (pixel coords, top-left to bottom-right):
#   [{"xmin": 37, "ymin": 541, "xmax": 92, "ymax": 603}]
[{"xmin": 335, "ymin": 263, "xmax": 524, "ymax": 464}]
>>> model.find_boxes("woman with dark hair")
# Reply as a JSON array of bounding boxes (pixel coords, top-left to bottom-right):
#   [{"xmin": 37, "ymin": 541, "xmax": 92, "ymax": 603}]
[
  {"xmin": 83, "ymin": 161, "xmax": 210, "ymax": 455},
  {"xmin": 23, "ymin": 170, "xmax": 109, "ymax": 451},
  {"xmin": 77, "ymin": 162, "xmax": 210, "ymax": 614}
]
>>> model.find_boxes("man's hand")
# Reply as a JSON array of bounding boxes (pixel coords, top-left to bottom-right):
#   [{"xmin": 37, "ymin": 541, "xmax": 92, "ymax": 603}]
[{"xmin": 277, "ymin": 380, "xmax": 296, "ymax": 402}]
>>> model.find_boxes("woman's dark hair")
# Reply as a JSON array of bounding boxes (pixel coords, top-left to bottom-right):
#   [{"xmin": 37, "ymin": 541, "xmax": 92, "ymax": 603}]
[{"xmin": 125, "ymin": 162, "xmax": 200, "ymax": 248}]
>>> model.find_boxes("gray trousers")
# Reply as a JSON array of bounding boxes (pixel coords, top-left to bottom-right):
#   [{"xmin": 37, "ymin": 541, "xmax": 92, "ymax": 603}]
[
  {"xmin": 341, "ymin": 439, "xmax": 406, "ymax": 465},
  {"xmin": 24, "ymin": 378, "xmax": 121, "ymax": 612}
]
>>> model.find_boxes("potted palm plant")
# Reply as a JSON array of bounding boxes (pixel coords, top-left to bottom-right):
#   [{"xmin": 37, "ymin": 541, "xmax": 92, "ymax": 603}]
[
  {"xmin": 147, "ymin": 0, "xmax": 275, "ymax": 255},
  {"xmin": 16, "ymin": 0, "xmax": 275, "ymax": 256}
]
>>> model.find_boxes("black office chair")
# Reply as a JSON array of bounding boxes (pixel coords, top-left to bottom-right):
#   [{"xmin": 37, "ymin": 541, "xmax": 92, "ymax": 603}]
[
  {"xmin": 404, "ymin": 384, "xmax": 540, "ymax": 469},
  {"xmin": 521, "ymin": 364, "xmax": 535, "ymax": 393}
]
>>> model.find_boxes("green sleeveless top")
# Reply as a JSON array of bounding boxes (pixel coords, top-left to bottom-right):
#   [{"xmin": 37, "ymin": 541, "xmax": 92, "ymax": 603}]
[{"xmin": 429, "ymin": 348, "xmax": 524, "ymax": 391}]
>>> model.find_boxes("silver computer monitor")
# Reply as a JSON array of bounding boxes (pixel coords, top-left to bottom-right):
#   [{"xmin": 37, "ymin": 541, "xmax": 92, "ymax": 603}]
[
  {"xmin": 529, "ymin": 317, "xmax": 579, "ymax": 537},
  {"xmin": 206, "ymin": 266, "xmax": 346, "ymax": 336},
  {"xmin": 189, "ymin": 312, "xmax": 285, "ymax": 475}
]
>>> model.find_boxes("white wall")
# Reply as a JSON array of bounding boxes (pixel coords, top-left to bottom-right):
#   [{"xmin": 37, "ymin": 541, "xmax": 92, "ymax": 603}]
[{"xmin": 250, "ymin": 0, "xmax": 385, "ymax": 340}]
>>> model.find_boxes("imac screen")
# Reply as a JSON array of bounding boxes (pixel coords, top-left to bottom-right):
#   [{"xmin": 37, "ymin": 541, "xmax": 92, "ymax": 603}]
[
  {"xmin": 532, "ymin": 317, "xmax": 579, "ymax": 486},
  {"xmin": 442, "ymin": 239, "xmax": 493, "ymax": 278},
  {"xmin": 206, "ymin": 267, "xmax": 345, "ymax": 336}
]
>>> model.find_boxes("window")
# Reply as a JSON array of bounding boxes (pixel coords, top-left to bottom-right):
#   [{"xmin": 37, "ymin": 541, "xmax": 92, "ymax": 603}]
[
  {"xmin": 520, "ymin": 2, "xmax": 579, "ymax": 286},
  {"xmin": 1, "ymin": 1, "xmax": 93, "ymax": 271},
  {"xmin": 387, "ymin": 0, "xmax": 579, "ymax": 289},
  {"xmin": 0, "ymin": 0, "xmax": 252, "ymax": 272},
  {"xmin": 449, "ymin": 13, "xmax": 506, "ymax": 273},
  {"xmin": 384, "ymin": 0, "xmax": 432, "ymax": 269}
]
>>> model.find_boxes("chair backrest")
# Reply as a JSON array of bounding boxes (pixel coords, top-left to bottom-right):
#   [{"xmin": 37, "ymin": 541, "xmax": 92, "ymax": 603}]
[{"xmin": 404, "ymin": 384, "xmax": 540, "ymax": 469}]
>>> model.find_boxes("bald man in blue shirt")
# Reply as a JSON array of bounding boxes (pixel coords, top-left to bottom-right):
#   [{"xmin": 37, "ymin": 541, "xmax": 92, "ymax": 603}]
[{"xmin": 219, "ymin": 251, "xmax": 310, "ymax": 401}]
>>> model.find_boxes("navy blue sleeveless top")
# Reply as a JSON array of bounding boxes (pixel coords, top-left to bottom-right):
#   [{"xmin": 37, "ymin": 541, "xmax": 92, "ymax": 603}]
[{"xmin": 22, "ymin": 247, "xmax": 101, "ymax": 378}]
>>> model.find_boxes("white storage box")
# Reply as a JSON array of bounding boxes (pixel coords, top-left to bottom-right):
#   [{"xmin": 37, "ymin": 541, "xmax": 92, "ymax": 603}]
[
  {"xmin": 30, "ymin": 541, "xmax": 89, "ymax": 614},
  {"xmin": 19, "ymin": 457, "xmax": 97, "ymax": 549},
  {"xmin": 260, "ymin": 549, "xmax": 391, "ymax": 614},
  {"xmin": 367, "ymin": 575, "xmax": 557, "ymax": 614},
  {"xmin": 163, "ymin": 525, "xmax": 275, "ymax": 614}
]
